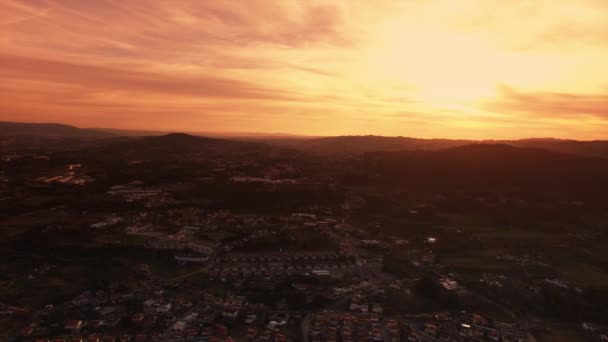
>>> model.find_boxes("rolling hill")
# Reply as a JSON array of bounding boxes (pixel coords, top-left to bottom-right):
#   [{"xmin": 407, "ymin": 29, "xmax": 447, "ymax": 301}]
[
  {"xmin": 340, "ymin": 143, "xmax": 608, "ymax": 198},
  {"xmin": 88, "ymin": 133, "xmax": 271, "ymax": 161},
  {"xmin": 0, "ymin": 121, "xmax": 113, "ymax": 138},
  {"xmin": 274, "ymin": 135, "xmax": 608, "ymax": 159}
]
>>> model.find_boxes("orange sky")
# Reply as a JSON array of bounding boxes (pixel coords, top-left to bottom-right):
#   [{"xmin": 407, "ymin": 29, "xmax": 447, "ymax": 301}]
[{"xmin": 1, "ymin": 0, "xmax": 607, "ymax": 139}]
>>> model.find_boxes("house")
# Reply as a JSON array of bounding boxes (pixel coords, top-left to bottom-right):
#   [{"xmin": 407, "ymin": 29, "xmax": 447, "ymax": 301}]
[
  {"xmin": 215, "ymin": 323, "xmax": 228, "ymax": 338},
  {"xmin": 88, "ymin": 320, "xmax": 104, "ymax": 329},
  {"xmin": 544, "ymin": 278, "xmax": 569, "ymax": 289},
  {"xmin": 186, "ymin": 328, "xmax": 200, "ymax": 339},
  {"xmin": 175, "ymin": 255, "xmax": 209, "ymax": 264},
  {"xmin": 440, "ymin": 278, "xmax": 460, "ymax": 291},
  {"xmin": 20, "ymin": 326, "xmax": 35, "ymax": 336},
  {"xmin": 222, "ymin": 309, "xmax": 239, "ymax": 318},
  {"xmin": 247, "ymin": 328, "xmax": 258, "ymax": 339},
  {"xmin": 172, "ymin": 321, "xmax": 187, "ymax": 332},
  {"xmin": 361, "ymin": 240, "xmax": 381, "ymax": 247},
  {"xmin": 65, "ymin": 320, "xmax": 84, "ymax": 331},
  {"xmin": 244, "ymin": 313, "xmax": 257, "ymax": 324},
  {"xmin": 372, "ymin": 304, "xmax": 384, "ymax": 314},
  {"xmin": 131, "ymin": 313, "xmax": 145, "ymax": 324},
  {"xmin": 187, "ymin": 241, "xmax": 219, "ymax": 255},
  {"xmin": 312, "ymin": 269, "xmax": 331, "ymax": 277},
  {"xmin": 104, "ymin": 319, "xmax": 120, "ymax": 328},
  {"xmin": 100, "ymin": 306, "xmax": 117, "ymax": 316}
]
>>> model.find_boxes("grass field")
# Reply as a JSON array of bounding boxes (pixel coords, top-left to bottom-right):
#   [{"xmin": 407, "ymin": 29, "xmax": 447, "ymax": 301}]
[
  {"xmin": 441, "ymin": 256, "xmax": 513, "ymax": 276},
  {"xmin": 536, "ymin": 325, "xmax": 587, "ymax": 342},
  {"xmin": 558, "ymin": 262, "xmax": 608, "ymax": 290}
]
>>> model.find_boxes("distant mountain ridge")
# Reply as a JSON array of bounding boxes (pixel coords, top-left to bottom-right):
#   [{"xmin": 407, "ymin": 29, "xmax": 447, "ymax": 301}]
[
  {"xmin": 0, "ymin": 121, "xmax": 113, "ymax": 138},
  {"xmin": 91, "ymin": 127, "xmax": 317, "ymax": 140},
  {"xmin": 276, "ymin": 135, "xmax": 608, "ymax": 159},
  {"xmin": 1, "ymin": 121, "xmax": 607, "ymax": 158}
]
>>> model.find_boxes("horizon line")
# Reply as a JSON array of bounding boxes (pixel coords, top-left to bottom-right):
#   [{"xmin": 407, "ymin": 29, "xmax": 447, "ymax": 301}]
[{"xmin": 1, "ymin": 119, "xmax": 605, "ymax": 142}]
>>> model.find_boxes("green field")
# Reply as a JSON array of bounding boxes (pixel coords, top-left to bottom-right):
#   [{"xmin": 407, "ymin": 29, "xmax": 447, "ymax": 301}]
[{"xmin": 558, "ymin": 262, "xmax": 608, "ymax": 289}]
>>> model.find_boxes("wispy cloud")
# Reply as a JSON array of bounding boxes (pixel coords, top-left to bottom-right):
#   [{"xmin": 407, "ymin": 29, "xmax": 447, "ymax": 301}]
[{"xmin": 486, "ymin": 86, "xmax": 608, "ymax": 120}]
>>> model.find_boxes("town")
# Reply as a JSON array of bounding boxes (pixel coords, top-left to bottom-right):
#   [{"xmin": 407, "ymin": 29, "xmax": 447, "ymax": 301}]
[{"xmin": 2, "ymin": 131, "xmax": 608, "ymax": 342}]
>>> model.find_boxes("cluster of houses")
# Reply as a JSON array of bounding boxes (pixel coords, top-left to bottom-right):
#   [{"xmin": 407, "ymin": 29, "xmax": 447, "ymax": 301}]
[
  {"xmin": 230, "ymin": 176, "xmax": 296, "ymax": 185},
  {"xmin": 581, "ymin": 322, "xmax": 608, "ymax": 341},
  {"xmin": 19, "ymin": 286, "xmax": 290, "ymax": 342},
  {"xmin": 166, "ymin": 293, "xmax": 299, "ymax": 342},
  {"xmin": 208, "ymin": 251, "xmax": 354, "ymax": 279},
  {"xmin": 310, "ymin": 311, "xmax": 400, "ymax": 342},
  {"xmin": 107, "ymin": 182, "xmax": 169, "ymax": 205},
  {"xmin": 125, "ymin": 224, "xmax": 220, "ymax": 256},
  {"xmin": 35, "ymin": 164, "xmax": 95, "ymax": 186},
  {"xmin": 406, "ymin": 313, "xmax": 529, "ymax": 342}
]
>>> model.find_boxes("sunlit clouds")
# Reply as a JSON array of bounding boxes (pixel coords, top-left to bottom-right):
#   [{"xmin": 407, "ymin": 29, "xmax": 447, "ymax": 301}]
[{"xmin": 1, "ymin": 0, "xmax": 607, "ymax": 139}]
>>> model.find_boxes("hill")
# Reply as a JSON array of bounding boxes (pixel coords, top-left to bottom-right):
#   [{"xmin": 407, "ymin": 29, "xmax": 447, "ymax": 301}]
[
  {"xmin": 88, "ymin": 133, "xmax": 271, "ymax": 161},
  {"xmin": 3, "ymin": 121, "xmax": 607, "ymax": 159},
  {"xmin": 0, "ymin": 121, "xmax": 113, "ymax": 138},
  {"xmin": 274, "ymin": 135, "xmax": 469, "ymax": 156},
  {"xmin": 274, "ymin": 135, "xmax": 608, "ymax": 159},
  {"xmin": 91, "ymin": 127, "xmax": 318, "ymax": 140},
  {"xmin": 505, "ymin": 138, "xmax": 608, "ymax": 159},
  {"xmin": 341, "ymin": 143, "xmax": 608, "ymax": 198}
]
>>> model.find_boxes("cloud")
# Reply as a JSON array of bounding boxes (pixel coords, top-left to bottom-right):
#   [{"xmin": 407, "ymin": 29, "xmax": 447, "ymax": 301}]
[
  {"xmin": 485, "ymin": 86, "xmax": 608, "ymax": 120},
  {"xmin": 0, "ymin": 54, "xmax": 304, "ymax": 101},
  {"xmin": 446, "ymin": 0, "xmax": 608, "ymax": 51},
  {"xmin": 1, "ymin": 0, "xmax": 607, "ymax": 139}
]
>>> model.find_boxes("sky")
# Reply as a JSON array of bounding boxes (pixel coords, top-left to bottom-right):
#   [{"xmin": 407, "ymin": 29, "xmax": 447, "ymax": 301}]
[{"xmin": 1, "ymin": 0, "xmax": 608, "ymax": 139}]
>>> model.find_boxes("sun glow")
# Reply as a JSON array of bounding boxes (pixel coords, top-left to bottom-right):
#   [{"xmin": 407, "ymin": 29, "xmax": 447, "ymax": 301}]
[{"xmin": 361, "ymin": 16, "xmax": 575, "ymax": 112}]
